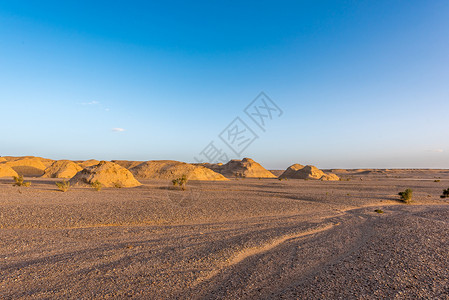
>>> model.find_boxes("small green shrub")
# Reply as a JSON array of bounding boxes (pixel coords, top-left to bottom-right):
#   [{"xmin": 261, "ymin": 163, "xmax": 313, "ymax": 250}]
[
  {"xmin": 441, "ymin": 188, "xmax": 449, "ymax": 199},
  {"xmin": 91, "ymin": 180, "xmax": 102, "ymax": 191},
  {"xmin": 55, "ymin": 180, "xmax": 70, "ymax": 192},
  {"xmin": 13, "ymin": 175, "xmax": 31, "ymax": 187},
  {"xmin": 172, "ymin": 175, "xmax": 188, "ymax": 190},
  {"xmin": 398, "ymin": 188, "xmax": 413, "ymax": 203},
  {"xmin": 374, "ymin": 209, "xmax": 384, "ymax": 214}
]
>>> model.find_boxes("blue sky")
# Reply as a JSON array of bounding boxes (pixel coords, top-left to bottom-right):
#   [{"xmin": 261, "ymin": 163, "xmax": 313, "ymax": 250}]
[{"xmin": 0, "ymin": 1, "xmax": 448, "ymax": 169}]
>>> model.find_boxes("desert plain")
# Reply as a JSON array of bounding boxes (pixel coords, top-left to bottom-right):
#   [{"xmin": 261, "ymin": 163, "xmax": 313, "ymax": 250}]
[{"xmin": 1, "ymin": 159, "xmax": 449, "ymax": 299}]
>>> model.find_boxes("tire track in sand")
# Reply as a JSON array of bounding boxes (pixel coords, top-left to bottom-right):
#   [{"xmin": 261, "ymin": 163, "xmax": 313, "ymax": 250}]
[{"xmin": 194, "ymin": 222, "xmax": 339, "ymax": 286}]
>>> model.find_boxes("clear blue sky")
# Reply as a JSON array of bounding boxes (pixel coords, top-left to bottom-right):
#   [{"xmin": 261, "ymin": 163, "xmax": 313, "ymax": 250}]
[{"xmin": 1, "ymin": 1, "xmax": 448, "ymax": 169}]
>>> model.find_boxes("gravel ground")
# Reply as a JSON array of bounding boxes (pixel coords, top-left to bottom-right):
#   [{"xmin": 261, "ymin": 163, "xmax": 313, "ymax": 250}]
[{"xmin": 0, "ymin": 171, "xmax": 448, "ymax": 299}]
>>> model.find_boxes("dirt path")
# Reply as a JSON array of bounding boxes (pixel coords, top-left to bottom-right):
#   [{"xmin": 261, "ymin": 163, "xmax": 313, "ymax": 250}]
[{"xmin": 185, "ymin": 205, "xmax": 449, "ymax": 299}]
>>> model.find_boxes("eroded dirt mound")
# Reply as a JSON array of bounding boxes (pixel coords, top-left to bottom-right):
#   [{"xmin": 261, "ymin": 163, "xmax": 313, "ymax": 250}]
[
  {"xmin": 3, "ymin": 157, "xmax": 47, "ymax": 177},
  {"xmin": 42, "ymin": 160, "xmax": 83, "ymax": 179},
  {"xmin": 111, "ymin": 160, "xmax": 144, "ymax": 170},
  {"xmin": 78, "ymin": 159, "xmax": 100, "ymax": 169},
  {"xmin": 280, "ymin": 164, "xmax": 340, "ymax": 181},
  {"xmin": 130, "ymin": 160, "xmax": 228, "ymax": 181},
  {"xmin": 320, "ymin": 173, "xmax": 340, "ymax": 181},
  {"xmin": 278, "ymin": 163, "xmax": 305, "ymax": 178},
  {"xmin": 70, "ymin": 161, "xmax": 141, "ymax": 188},
  {"xmin": 2, "ymin": 156, "xmax": 54, "ymax": 167},
  {"xmin": 207, "ymin": 158, "xmax": 276, "ymax": 178},
  {"xmin": 0, "ymin": 165, "xmax": 19, "ymax": 178}
]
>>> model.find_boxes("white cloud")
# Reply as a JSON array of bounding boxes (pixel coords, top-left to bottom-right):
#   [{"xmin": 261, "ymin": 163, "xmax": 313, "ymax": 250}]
[
  {"xmin": 112, "ymin": 128, "xmax": 125, "ymax": 132},
  {"xmin": 426, "ymin": 149, "xmax": 444, "ymax": 153}
]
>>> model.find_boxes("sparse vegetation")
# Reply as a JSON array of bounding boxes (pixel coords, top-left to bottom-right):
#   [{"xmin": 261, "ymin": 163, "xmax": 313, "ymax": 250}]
[
  {"xmin": 441, "ymin": 188, "xmax": 449, "ymax": 199},
  {"xmin": 434, "ymin": 180, "xmax": 441, "ymax": 183},
  {"xmin": 172, "ymin": 175, "xmax": 188, "ymax": 190},
  {"xmin": 91, "ymin": 180, "xmax": 102, "ymax": 191},
  {"xmin": 55, "ymin": 180, "xmax": 70, "ymax": 192},
  {"xmin": 339, "ymin": 177, "xmax": 351, "ymax": 181},
  {"xmin": 374, "ymin": 209, "xmax": 384, "ymax": 214},
  {"xmin": 398, "ymin": 188, "xmax": 413, "ymax": 203},
  {"xmin": 278, "ymin": 177, "xmax": 287, "ymax": 181},
  {"xmin": 113, "ymin": 182, "xmax": 122, "ymax": 188},
  {"xmin": 13, "ymin": 175, "xmax": 31, "ymax": 187}
]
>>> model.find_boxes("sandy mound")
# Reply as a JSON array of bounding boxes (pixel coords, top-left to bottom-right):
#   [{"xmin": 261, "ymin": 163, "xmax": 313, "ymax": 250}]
[
  {"xmin": 70, "ymin": 161, "xmax": 141, "ymax": 188},
  {"xmin": 195, "ymin": 163, "xmax": 223, "ymax": 173},
  {"xmin": 0, "ymin": 165, "xmax": 19, "ymax": 178},
  {"xmin": 278, "ymin": 163, "xmax": 305, "ymax": 178},
  {"xmin": 205, "ymin": 158, "xmax": 276, "ymax": 178},
  {"xmin": 42, "ymin": 160, "xmax": 83, "ymax": 179},
  {"xmin": 279, "ymin": 164, "xmax": 340, "ymax": 181},
  {"xmin": 78, "ymin": 159, "xmax": 100, "ymax": 169},
  {"xmin": 112, "ymin": 160, "xmax": 144, "ymax": 170},
  {"xmin": 3, "ymin": 157, "xmax": 47, "ymax": 177},
  {"xmin": 2, "ymin": 156, "xmax": 54, "ymax": 167},
  {"xmin": 39, "ymin": 158, "xmax": 55, "ymax": 168},
  {"xmin": 130, "ymin": 160, "xmax": 228, "ymax": 181},
  {"xmin": 320, "ymin": 173, "xmax": 340, "ymax": 181}
]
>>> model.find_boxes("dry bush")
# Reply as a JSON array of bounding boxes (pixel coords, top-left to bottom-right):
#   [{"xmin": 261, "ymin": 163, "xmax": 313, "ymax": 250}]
[
  {"xmin": 441, "ymin": 188, "xmax": 449, "ymax": 199},
  {"xmin": 398, "ymin": 189, "xmax": 413, "ymax": 203},
  {"xmin": 172, "ymin": 174, "xmax": 188, "ymax": 191},
  {"xmin": 91, "ymin": 180, "xmax": 102, "ymax": 191},
  {"xmin": 55, "ymin": 180, "xmax": 71, "ymax": 192},
  {"xmin": 13, "ymin": 175, "xmax": 31, "ymax": 187}
]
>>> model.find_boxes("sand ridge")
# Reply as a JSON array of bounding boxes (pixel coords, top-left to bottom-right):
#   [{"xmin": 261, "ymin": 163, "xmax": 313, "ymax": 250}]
[
  {"xmin": 130, "ymin": 160, "xmax": 228, "ymax": 181},
  {"xmin": 70, "ymin": 161, "xmax": 141, "ymax": 188},
  {"xmin": 0, "ymin": 164, "xmax": 19, "ymax": 178},
  {"xmin": 2, "ymin": 157, "xmax": 48, "ymax": 177},
  {"xmin": 280, "ymin": 164, "xmax": 340, "ymax": 181},
  {"xmin": 42, "ymin": 160, "xmax": 83, "ymax": 179},
  {"xmin": 200, "ymin": 158, "xmax": 277, "ymax": 178}
]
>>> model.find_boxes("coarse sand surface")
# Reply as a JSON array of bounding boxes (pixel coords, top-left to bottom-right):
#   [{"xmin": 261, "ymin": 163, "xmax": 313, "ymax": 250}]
[{"xmin": 1, "ymin": 170, "xmax": 449, "ymax": 299}]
